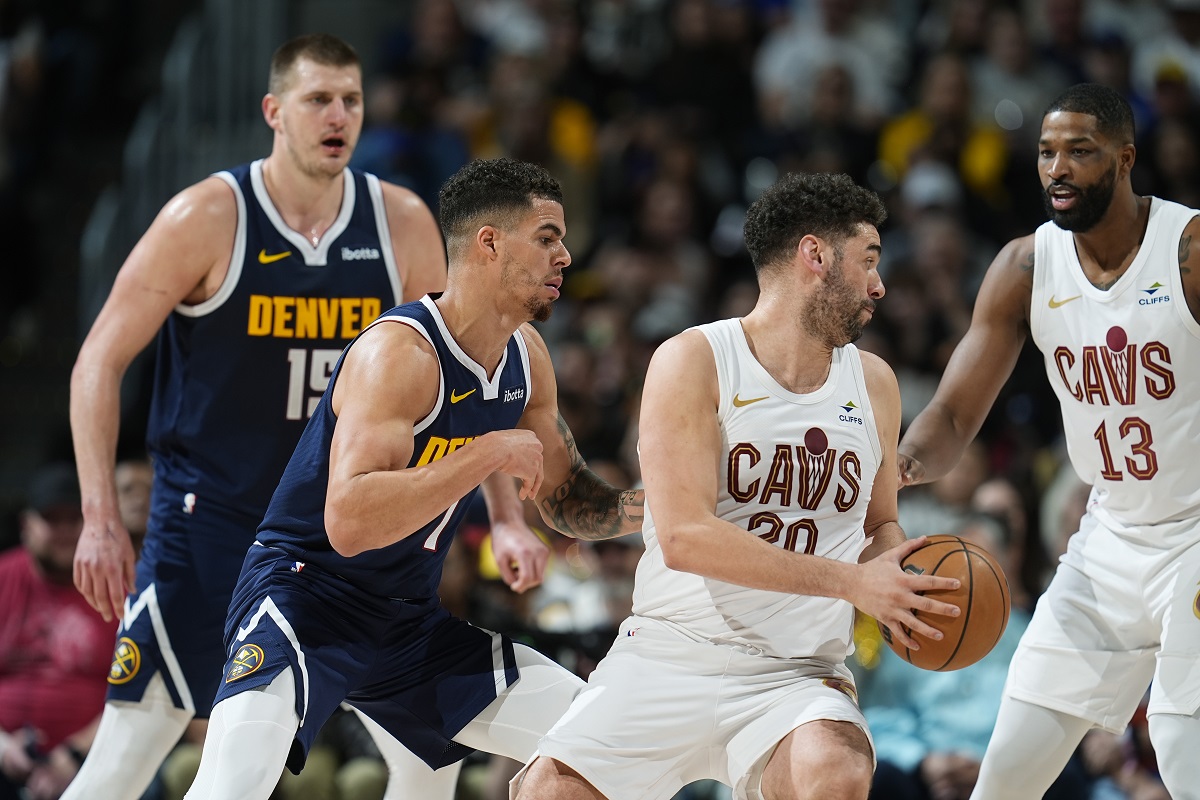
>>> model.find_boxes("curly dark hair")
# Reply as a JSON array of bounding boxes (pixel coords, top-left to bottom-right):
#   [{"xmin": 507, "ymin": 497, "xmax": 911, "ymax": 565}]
[
  {"xmin": 1044, "ymin": 83, "xmax": 1135, "ymax": 145},
  {"xmin": 438, "ymin": 158, "xmax": 564, "ymax": 247},
  {"xmin": 742, "ymin": 172, "xmax": 887, "ymax": 273}
]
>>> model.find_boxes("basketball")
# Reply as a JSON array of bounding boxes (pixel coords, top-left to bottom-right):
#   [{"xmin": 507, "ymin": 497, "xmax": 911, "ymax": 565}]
[{"xmin": 877, "ymin": 534, "xmax": 1011, "ymax": 671}]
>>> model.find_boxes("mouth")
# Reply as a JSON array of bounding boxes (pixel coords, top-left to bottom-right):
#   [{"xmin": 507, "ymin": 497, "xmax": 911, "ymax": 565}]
[
  {"xmin": 321, "ymin": 135, "xmax": 347, "ymax": 155},
  {"xmin": 544, "ymin": 276, "xmax": 563, "ymax": 298},
  {"xmin": 1047, "ymin": 183, "xmax": 1079, "ymax": 210}
]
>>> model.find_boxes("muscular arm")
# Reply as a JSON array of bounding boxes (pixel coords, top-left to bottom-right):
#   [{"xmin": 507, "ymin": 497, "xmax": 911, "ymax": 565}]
[
  {"xmin": 898, "ymin": 235, "xmax": 1034, "ymax": 485},
  {"xmin": 859, "ymin": 351, "xmax": 907, "ymax": 560},
  {"xmin": 385, "ymin": 182, "xmax": 448, "ymax": 303},
  {"xmin": 324, "ymin": 321, "xmax": 542, "ymax": 556},
  {"xmin": 518, "ymin": 326, "xmax": 644, "ymax": 541},
  {"xmin": 636, "ymin": 332, "xmax": 958, "ymax": 647},
  {"xmin": 1178, "ymin": 217, "xmax": 1200, "ymax": 324},
  {"xmin": 70, "ymin": 177, "xmax": 235, "ymax": 621}
]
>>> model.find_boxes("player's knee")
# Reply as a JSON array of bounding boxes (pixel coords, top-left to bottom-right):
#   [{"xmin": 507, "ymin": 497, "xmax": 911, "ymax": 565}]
[
  {"xmin": 513, "ymin": 757, "xmax": 602, "ymax": 800},
  {"xmin": 762, "ymin": 722, "xmax": 872, "ymax": 800}
]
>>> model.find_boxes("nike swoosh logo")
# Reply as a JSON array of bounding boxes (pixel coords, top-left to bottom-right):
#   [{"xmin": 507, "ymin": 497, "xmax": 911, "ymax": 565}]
[
  {"xmin": 1048, "ymin": 294, "xmax": 1082, "ymax": 308},
  {"xmin": 450, "ymin": 388, "xmax": 476, "ymax": 404},
  {"xmin": 732, "ymin": 394, "xmax": 768, "ymax": 407},
  {"xmin": 258, "ymin": 249, "xmax": 292, "ymax": 264}
]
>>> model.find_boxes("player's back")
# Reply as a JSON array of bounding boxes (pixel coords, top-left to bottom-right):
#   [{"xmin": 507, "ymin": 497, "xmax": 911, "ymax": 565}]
[
  {"xmin": 632, "ymin": 318, "xmax": 883, "ymax": 661},
  {"xmin": 257, "ymin": 296, "xmax": 532, "ymax": 599},
  {"xmin": 1030, "ymin": 197, "xmax": 1200, "ymax": 537},
  {"xmin": 146, "ymin": 160, "xmax": 402, "ymax": 527}
]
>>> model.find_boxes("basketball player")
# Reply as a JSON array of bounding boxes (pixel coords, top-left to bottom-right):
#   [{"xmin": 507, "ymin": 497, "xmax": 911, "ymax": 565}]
[
  {"xmin": 515, "ymin": 172, "xmax": 962, "ymax": 800},
  {"xmin": 66, "ymin": 35, "xmax": 545, "ymax": 800},
  {"xmin": 180, "ymin": 157, "xmax": 644, "ymax": 800},
  {"xmin": 897, "ymin": 83, "xmax": 1200, "ymax": 799}
]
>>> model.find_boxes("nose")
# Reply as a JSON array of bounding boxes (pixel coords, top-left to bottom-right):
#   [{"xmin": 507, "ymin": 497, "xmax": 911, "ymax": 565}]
[
  {"xmin": 1045, "ymin": 153, "xmax": 1069, "ymax": 182},
  {"xmin": 327, "ymin": 98, "xmax": 349, "ymax": 127},
  {"xmin": 869, "ymin": 269, "xmax": 885, "ymax": 300},
  {"xmin": 556, "ymin": 241, "xmax": 572, "ymax": 269}
]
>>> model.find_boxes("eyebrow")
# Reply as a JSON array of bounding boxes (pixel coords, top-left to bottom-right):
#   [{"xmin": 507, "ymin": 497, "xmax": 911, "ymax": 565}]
[
  {"xmin": 538, "ymin": 223, "xmax": 564, "ymax": 238},
  {"xmin": 1038, "ymin": 135, "xmax": 1093, "ymax": 146},
  {"xmin": 867, "ymin": 243, "xmax": 882, "ymax": 254}
]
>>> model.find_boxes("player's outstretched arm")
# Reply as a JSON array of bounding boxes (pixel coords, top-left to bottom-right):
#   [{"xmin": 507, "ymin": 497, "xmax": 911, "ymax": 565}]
[
  {"xmin": 898, "ymin": 235, "xmax": 1035, "ymax": 487},
  {"xmin": 637, "ymin": 332, "xmax": 959, "ymax": 648},
  {"xmin": 517, "ymin": 325, "xmax": 644, "ymax": 541},
  {"xmin": 71, "ymin": 177, "xmax": 236, "ymax": 621}
]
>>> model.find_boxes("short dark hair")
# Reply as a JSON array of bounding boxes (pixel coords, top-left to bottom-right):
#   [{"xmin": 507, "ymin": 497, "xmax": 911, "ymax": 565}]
[
  {"xmin": 438, "ymin": 158, "xmax": 564, "ymax": 246},
  {"xmin": 1043, "ymin": 83, "xmax": 1135, "ymax": 145},
  {"xmin": 742, "ymin": 172, "xmax": 887, "ymax": 273},
  {"xmin": 268, "ymin": 34, "xmax": 360, "ymax": 95}
]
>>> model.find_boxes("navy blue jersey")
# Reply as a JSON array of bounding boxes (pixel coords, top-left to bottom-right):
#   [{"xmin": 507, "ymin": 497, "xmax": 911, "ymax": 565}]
[
  {"xmin": 145, "ymin": 159, "xmax": 402, "ymax": 522},
  {"xmin": 109, "ymin": 160, "xmax": 404, "ymax": 714},
  {"xmin": 257, "ymin": 296, "xmax": 532, "ymax": 599}
]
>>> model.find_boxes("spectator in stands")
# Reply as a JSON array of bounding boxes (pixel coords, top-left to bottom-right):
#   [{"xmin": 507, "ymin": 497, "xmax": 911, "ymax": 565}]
[{"xmin": 0, "ymin": 463, "xmax": 115, "ymax": 800}]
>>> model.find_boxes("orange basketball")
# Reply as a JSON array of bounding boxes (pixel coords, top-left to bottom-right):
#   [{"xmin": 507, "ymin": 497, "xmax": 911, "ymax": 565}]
[{"xmin": 877, "ymin": 534, "xmax": 1011, "ymax": 671}]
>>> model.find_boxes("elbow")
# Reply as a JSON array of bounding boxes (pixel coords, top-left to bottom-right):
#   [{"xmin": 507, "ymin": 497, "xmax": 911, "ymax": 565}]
[
  {"xmin": 657, "ymin": 528, "xmax": 697, "ymax": 573},
  {"xmin": 325, "ymin": 505, "xmax": 366, "ymax": 558}
]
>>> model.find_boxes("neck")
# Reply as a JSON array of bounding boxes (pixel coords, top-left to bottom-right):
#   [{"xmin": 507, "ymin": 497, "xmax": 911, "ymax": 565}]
[
  {"xmin": 1073, "ymin": 191, "xmax": 1149, "ymax": 275},
  {"xmin": 741, "ymin": 300, "xmax": 835, "ymax": 394},
  {"xmin": 261, "ymin": 155, "xmax": 345, "ymax": 245},
  {"xmin": 434, "ymin": 286, "xmax": 526, "ymax": 376}
]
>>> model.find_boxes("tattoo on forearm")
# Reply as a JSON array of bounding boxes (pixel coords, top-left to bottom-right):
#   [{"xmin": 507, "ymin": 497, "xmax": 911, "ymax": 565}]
[
  {"xmin": 1020, "ymin": 251, "xmax": 1034, "ymax": 273},
  {"xmin": 539, "ymin": 414, "xmax": 644, "ymax": 540},
  {"xmin": 1180, "ymin": 234, "xmax": 1192, "ymax": 276}
]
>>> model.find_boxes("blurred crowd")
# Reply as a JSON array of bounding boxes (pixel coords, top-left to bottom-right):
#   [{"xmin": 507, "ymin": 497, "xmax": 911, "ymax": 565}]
[{"xmin": 7, "ymin": 0, "xmax": 1200, "ymax": 798}]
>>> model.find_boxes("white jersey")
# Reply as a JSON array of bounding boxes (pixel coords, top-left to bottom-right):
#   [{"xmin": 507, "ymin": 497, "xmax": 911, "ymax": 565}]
[
  {"xmin": 631, "ymin": 318, "xmax": 882, "ymax": 661},
  {"xmin": 1030, "ymin": 197, "xmax": 1200, "ymax": 537}
]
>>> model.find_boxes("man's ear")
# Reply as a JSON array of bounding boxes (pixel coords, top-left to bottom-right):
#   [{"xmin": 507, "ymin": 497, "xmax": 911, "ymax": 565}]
[
  {"xmin": 477, "ymin": 226, "xmax": 500, "ymax": 260},
  {"xmin": 799, "ymin": 234, "xmax": 825, "ymax": 276}
]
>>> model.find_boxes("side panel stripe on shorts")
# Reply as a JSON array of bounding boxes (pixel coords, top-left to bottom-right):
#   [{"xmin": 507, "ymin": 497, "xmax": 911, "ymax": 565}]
[
  {"xmin": 123, "ymin": 583, "xmax": 196, "ymax": 713},
  {"xmin": 490, "ymin": 631, "xmax": 506, "ymax": 695},
  {"xmin": 235, "ymin": 596, "xmax": 311, "ymax": 727}
]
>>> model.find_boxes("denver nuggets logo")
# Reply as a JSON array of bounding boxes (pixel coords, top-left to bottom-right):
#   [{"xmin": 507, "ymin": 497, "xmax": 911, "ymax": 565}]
[
  {"xmin": 225, "ymin": 643, "xmax": 265, "ymax": 683},
  {"xmin": 822, "ymin": 677, "xmax": 858, "ymax": 702},
  {"xmin": 108, "ymin": 637, "xmax": 141, "ymax": 684}
]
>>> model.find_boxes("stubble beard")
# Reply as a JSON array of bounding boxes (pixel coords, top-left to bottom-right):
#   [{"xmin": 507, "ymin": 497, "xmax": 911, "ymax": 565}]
[
  {"xmin": 501, "ymin": 256, "xmax": 555, "ymax": 323},
  {"xmin": 803, "ymin": 258, "xmax": 868, "ymax": 348}
]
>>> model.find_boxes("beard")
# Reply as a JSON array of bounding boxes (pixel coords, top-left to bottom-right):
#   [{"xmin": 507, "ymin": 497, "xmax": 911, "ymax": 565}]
[
  {"xmin": 803, "ymin": 257, "xmax": 871, "ymax": 348},
  {"xmin": 1042, "ymin": 167, "xmax": 1117, "ymax": 233},
  {"xmin": 501, "ymin": 256, "xmax": 556, "ymax": 322},
  {"xmin": 525, "ymin": 295, "xmax": 554, "ymax": 323}
]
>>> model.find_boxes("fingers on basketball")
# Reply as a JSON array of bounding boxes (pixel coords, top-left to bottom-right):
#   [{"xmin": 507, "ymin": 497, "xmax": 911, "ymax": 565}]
[{"xmin": 876, "ymin": 534, "xmax": 1011, "ymax": 671}]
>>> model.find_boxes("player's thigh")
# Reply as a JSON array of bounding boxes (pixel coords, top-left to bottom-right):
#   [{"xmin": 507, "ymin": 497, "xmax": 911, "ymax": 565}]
[
  {"xmin": 1149, "ymin": 536, "xmax": 1200, "ymax": 718},
  {"xmin": 1007, "ymin": 521, "xmax": 1159, "ymax": 731},
  {"xmin": 532, "ymin": 625, "xmax": 727, "ymax": 800},
  {"xmin": 452, "ymin": 642, "xmax": 585, "ymax": 762},
  {"xmin": 721, "ymin": 661, "xmax": 869, "ymax": 800}
]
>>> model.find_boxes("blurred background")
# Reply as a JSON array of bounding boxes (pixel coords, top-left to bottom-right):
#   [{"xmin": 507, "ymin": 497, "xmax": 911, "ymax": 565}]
[{"xmin": 1, "ymin": 0, "xmax": 1196, "ymax": 797}]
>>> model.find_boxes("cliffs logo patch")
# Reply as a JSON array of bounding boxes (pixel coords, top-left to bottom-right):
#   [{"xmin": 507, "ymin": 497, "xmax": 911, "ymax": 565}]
[
  {"xmin": 1193, "ymin": 586, "xmax": 1200, "ymax": 620},
  {"xmin": 225, "ymin": 644, "xmax": 265, "ymax": 683},
  {"xmin": 822, "ymin": 677, "xmax": 858, "ymax": 702},
  {"xmin": 108, "ymin": 637, "xmax": 141, "ymax": 685}
]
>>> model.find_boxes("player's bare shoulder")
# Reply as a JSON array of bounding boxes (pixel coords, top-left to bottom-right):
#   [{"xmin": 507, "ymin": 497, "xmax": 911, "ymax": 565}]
[
  {"xmin": 978, "ymin": 233, "xmax": 1037, "ymax": 326},
  {"xmin": 857, "ymin": 349, "xmax": 901, "ymax": 426},
  {"xmin": 331, "ymin": 316, "xmax": 440, "ymax": 416}
]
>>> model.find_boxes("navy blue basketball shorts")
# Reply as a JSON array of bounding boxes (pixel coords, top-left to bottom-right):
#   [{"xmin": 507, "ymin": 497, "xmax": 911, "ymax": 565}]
[
  {"xmin": 106, "ymin": 483, "xmax": 260, "ymax": 716},
  {"xmin": 213, "ymin": 544, "xmax": 520, "ymax": 772}
]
